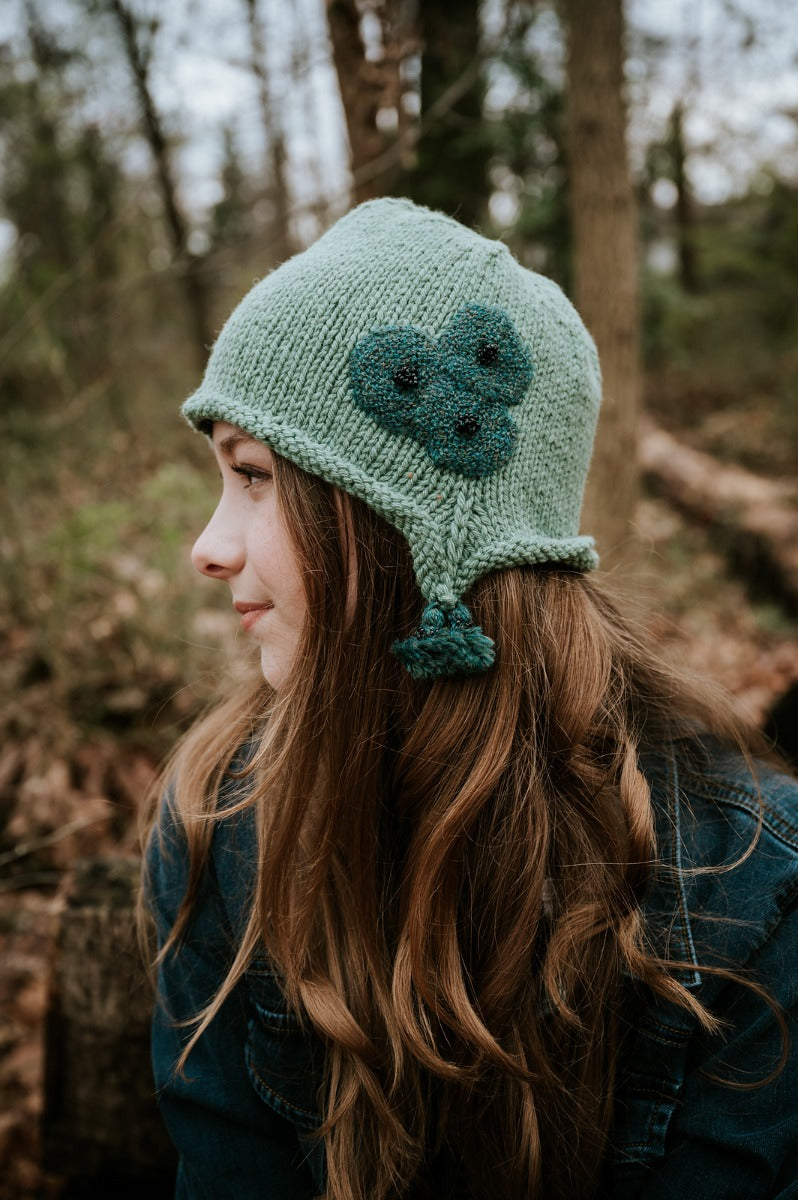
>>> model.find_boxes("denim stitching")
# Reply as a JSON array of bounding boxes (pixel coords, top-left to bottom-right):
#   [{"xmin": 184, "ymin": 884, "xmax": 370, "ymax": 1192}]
[{"xmin": 245, "ymin": 1022, "xmax": 321, "ymax": 1129}]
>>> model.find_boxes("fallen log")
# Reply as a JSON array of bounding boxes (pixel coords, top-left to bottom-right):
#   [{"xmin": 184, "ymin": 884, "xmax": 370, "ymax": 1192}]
[
  {"xmin": 639, "ymin": 418, "xmax": 798, "ymax": 617},
  {"xmin": 42, "ymin": 856, "xmax": 176, "ymax": 1197}
]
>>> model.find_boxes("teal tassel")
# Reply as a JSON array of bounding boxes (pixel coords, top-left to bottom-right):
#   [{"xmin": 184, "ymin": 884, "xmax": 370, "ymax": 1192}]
[{"xmin": 392, "ymin": 602, "xmax": 495, "ymax": 679}]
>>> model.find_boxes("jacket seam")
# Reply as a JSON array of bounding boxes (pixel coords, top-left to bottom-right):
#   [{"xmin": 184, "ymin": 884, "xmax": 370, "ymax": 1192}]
[{"xmin": 245, "ymin": 1030, "xmax": 321, "ymax": 1129}]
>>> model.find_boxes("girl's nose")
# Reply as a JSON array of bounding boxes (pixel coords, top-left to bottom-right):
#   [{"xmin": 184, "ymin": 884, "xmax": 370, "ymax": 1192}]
[{"xmin": 191, "ymin": 506, "xmax": 244, "ymax": 580}]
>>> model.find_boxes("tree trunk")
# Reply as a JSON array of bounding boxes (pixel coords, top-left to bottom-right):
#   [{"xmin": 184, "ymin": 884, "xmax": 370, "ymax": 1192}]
[
  {"xmin": 669, "ymin": 103, "xmax": 698, "ymax": 292},
  {"xmin": 106, "ymin": 0, "xmax": 212, "ymax": 366},
  {"xmin": 42, "ymin": 856, "xmax": 176, "ymax": 1196},
  {"xmin": 399, "ymin": 0, "xmax": 490, "ymax": 227},
  {"xmin": 243, "ymin": 0, "xmax": 295, "ymax": 259},
  {"xmin": 563, "ymin": 0, "xmax": 641, "ymax": 574},
  {"xmin": 325, "ymin": 0, "xmax": 404, "ymax": 203}
]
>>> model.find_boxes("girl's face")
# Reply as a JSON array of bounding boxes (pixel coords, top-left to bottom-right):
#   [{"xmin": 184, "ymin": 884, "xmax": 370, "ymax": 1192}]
[{"xmin": 191, "ymin": 422, "xmax": 307, "ymax": 690}]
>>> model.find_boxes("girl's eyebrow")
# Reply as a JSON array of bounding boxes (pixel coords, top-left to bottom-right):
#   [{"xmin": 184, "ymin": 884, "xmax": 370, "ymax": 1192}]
[{"xmin": 218, "ymin": 431, "xmax": 262, "ymax": 456}]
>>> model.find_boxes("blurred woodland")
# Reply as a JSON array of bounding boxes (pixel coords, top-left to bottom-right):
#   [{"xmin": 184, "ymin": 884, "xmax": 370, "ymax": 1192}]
[{"xmin": 0, "ymin": 0, "xmax": 797, "ymax": 1195}]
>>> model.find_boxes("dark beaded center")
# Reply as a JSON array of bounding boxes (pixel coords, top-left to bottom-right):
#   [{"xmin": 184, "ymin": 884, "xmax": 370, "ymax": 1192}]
[
  {"xmin": 477, "ymin": 342, "xmax": 499, "ymax": 366},
  {"xmin": 455, "ymin": 414, "xmax": 480, "ymax": 438},
  {"xmin": 393, "ymin": 364, "xmax": 419, "ymax": 390}
]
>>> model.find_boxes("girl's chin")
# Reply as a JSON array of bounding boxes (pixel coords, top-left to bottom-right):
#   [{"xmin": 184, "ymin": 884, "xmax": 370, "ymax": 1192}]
[{"xmin": 259, "ymin": 639, "xmax": 299, "ymax": 691}]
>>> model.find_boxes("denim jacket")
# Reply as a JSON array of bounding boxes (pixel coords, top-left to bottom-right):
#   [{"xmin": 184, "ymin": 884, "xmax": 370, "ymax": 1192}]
[{"xmin": 147, "ymin": 739, "xmax": 798, "ymax": 1198}]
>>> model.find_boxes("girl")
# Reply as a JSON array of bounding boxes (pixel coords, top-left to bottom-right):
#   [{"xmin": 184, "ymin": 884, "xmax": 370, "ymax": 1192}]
[{"xmin": 146, "ymin": 198, "xmax": 798, "ymax": 1199}]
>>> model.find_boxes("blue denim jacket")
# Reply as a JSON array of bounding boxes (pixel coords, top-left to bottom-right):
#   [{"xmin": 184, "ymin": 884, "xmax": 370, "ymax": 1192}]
[{"xmin": 148, "ymin": 739, "xmax": 798, "ymax": 1198}]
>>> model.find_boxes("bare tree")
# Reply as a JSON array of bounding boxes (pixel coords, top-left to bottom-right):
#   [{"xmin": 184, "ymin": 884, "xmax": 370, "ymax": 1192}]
[
  {"xmin": 289, "ymin": 0, "xmax": 326, "ymax": 227},
  {"xmin": 243, "ymin": 0, "xmax": 295, "ymax": 259},
  {"xmin": 669, "ymin": 102, "xmax": 699, "ymax": 293},
  {"xmin": 399, "ymin": 0, "xmax": 490, "ymax": 228},
  {"xmin": 103, "ymin": 0, "xmax": 212, "ymax": 365},
  {"xmin": 563, "ymin": 0, "xmax": 641, "ymax": 572},
  {"xmin": 325, "ymin": 0, "xmax": 410, "ymax": 203}
]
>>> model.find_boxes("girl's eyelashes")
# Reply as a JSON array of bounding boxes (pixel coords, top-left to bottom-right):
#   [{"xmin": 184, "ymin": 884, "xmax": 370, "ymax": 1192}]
[{"xmin": 230, "ymin": 462, "xmax": 273, "ymax": 489}]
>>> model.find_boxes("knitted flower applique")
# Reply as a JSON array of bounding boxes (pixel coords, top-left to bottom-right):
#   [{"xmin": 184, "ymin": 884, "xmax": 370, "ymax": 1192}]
[{"xmin": 349, "ymin": 303, "xmax": 534, "ymax": 478}]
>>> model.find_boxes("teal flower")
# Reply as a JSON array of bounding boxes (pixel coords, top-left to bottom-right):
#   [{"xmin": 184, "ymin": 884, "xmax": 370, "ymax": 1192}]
[{"xmin": 349, "ymin": 304, "xmax": 534, "ymax": 478}]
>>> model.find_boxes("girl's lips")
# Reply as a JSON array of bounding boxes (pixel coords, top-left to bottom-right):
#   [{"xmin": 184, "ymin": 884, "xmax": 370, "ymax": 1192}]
[{"xmin": 234, "ymin": 603, "xmax": 273, "ymax": 632}]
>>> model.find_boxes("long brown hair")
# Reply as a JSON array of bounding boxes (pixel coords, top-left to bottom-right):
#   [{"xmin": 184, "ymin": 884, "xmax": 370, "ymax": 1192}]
[{"xmin": 153, "ymin": 452, "xmax": 771, "ymax": 1200}]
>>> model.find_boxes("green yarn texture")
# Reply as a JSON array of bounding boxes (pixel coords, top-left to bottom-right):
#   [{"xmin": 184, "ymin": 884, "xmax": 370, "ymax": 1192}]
[
  {"xmin": 350, "ymin": 302, "xmax": 533, "ymax": 478},
  {"xmin": 392, "ymin": 602, "xmax": 496, "ymax": 680},
  {"xmin": 183, "ymin": 198, "xmax": 602, "ymax": 678}
]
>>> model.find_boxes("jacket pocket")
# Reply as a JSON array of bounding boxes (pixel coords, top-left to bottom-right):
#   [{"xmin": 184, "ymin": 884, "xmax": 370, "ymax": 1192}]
[
  {"xmin": 607, "ymin": 998, "xmax": 694, "ymax": 1175},
  {"xmin": 244, "ymin": 957, "xmax": 324, "ymax": 1134}
]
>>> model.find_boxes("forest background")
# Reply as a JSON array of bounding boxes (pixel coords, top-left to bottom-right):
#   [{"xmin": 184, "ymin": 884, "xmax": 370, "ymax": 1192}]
[{"xmin": 0, "ymin": 0, "xmax": 797, "ymax": 1195}]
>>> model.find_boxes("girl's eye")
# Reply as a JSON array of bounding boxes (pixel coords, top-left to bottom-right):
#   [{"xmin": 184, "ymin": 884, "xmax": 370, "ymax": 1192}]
[{"xmin": 231, "ymin": 463, "xmax": 272, "ymax": 489}]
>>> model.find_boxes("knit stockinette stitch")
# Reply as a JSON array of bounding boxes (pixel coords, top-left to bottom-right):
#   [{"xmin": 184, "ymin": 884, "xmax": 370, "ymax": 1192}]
[{"xmin": 183, "ymin": 197, "xmax": 602, "ymax": 679}]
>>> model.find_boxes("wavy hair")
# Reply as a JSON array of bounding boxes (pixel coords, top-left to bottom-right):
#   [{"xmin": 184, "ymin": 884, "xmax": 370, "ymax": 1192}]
[{"xmin": 151, "ymin": 451, "xmax": 773, "ymax": 1200}]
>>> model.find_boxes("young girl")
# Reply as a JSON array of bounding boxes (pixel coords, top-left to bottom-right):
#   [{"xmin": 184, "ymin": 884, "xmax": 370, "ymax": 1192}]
[{"xmin": 146, "ymin": 198, "xmax": 798, "ymax": 1200}]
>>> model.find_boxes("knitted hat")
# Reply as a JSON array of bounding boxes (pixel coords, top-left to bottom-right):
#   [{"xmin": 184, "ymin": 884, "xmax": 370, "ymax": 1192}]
[{"xmin": 183, "ymin": 198, "xmax": 601, "ymax": 679}]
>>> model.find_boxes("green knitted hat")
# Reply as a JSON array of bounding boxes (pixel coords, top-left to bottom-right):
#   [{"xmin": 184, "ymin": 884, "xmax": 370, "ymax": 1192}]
[{"xmin": 183, "ymin": 197, "xmax": 601, "ymax": 679}]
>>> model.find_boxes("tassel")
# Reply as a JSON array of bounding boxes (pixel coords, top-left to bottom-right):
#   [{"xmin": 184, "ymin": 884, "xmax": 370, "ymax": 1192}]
[{"xmin": 392, "ymin": 601, "xmax": 495, "ymax": 680}]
